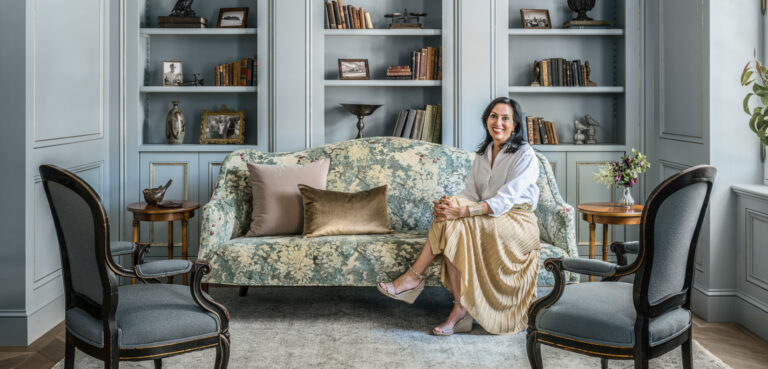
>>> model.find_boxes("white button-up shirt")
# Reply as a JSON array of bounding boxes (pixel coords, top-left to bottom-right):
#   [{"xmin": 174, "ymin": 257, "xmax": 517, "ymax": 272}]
[{"xmin": 459, "ymin": 142, "xmax": 540, "ymax": 216}]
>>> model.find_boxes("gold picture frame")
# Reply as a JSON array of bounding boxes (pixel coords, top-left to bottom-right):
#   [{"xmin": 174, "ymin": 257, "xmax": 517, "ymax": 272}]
[
  {"xmin": 520, "ymin": 9, "xmax": 552, "ymax": 29},
  {"xmin": 200, "ymin": 105, "xmax": 245, "ymax": 144},
  {"xmin": 338, "ymin": 59, "xmax": 370, "ymax": 80},
  {"xmin": 217, "ymin": 7, "xmax": 249, "ymax": 28}
]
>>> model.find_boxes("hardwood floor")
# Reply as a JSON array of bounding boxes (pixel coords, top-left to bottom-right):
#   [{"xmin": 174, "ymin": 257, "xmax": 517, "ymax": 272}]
[{"xmin": 0, "ymin": 315, "xmax": 766, "ymax": 368}]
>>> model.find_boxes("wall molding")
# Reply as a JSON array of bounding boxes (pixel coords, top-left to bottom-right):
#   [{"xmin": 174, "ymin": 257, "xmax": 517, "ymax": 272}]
[
  {"xmin": 575, "ymin": 161, "xmax": 615, "ymax": 246},
  {"xmin": 745, "ymin": 208, "xmax": 768, "ymax": 291},
  {"xmin": 693, "ymin": 284, "xmax": 768, "ymax": 314}
]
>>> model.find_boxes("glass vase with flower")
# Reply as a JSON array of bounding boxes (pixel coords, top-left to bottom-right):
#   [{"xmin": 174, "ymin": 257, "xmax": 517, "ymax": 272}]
[{"xmin": 593, "ymin": 149, "xmax": 651, "ymax": 207}]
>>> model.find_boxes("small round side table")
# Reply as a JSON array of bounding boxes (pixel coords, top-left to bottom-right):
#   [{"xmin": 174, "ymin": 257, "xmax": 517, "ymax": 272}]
[
  {"xmin": 127, "ymin": 201, "xmax": 199, "ymax": 285},
  {"xmin": 576, "ymin": 202, "xmax": 643, "ymax": 281}
]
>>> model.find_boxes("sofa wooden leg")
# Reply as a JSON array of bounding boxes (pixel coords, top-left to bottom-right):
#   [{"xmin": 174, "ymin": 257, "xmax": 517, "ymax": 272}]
[
  {"xmin": 202, "ymin": 283, "xmax": 209, "ymax": 293},
  {"xmin": 239, "ymin": 286, "xmax": 248, "ymax": 297}
]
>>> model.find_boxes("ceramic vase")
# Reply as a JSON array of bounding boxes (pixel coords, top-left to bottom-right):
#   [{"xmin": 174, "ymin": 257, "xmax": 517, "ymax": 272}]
[
  {"xmin": 166, "ymin": 101, "xmax": 185, "ymax": 144},
  {"xmin": 620, "ymin": 187, "xmax": 634, "ymax": 207}
]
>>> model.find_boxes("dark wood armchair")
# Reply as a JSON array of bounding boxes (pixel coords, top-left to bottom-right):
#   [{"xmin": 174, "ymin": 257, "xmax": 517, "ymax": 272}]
[
  {"xmin": 40, "ymin": 164, "xmax": 230, "ymax": 369},
  {"xmin": 526, "ymin": 165, "xmax": 716, "ymax": 369}
]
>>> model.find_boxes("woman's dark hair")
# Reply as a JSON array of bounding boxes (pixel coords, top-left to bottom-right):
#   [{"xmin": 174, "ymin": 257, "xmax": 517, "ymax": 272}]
[{"xmin": 476, "ymin": 97, "xmax": 525, "ymax": 155}]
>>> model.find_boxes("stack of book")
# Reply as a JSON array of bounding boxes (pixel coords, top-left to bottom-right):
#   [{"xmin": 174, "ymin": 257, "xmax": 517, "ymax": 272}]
[
  {"xmin": 410, "ymin": 46, "xmax": 442, "ymax": 80},
  {"xmin": 526, "ymin": 116, "xmax": 559, "ymax": 145},
  {"xmin": 324, "ymin": 1, "xmax": 374, "ymax": 29},
  {"xmin": 157, "ymin": 16, "xmax": 207, "ymax": 28},
  {"xmin": 392, "ymin": 105, "xmax": 442, "ymax": 143},
  {"xmin": 386, "ymin": 66, "xmax": 412, "ymax": 80},
  {"xmin": 214, "ymin": 57, "xmax": 257, "ymax": 87},
  {"xmin": 536, "ymin": 58, "xmax": 590, "ymax": 87}
]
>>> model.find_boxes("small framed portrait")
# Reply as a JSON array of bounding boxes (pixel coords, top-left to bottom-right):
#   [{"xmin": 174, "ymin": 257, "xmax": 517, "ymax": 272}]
[
  {"xmin": 520, "ymin": 9, "xmax": 552, "ymax": 29},
  {"xmin": 200, "ymin": 105, "xmax": 245, "ymax": 144},
  {"xmin": 338, "ymin": 59, "xmax": 370, "ymax": 80},
  {"xmin": 162, "ymin": 61, "xmax": 183, "ymax": 86},
  {"xmin": 217, "ymin": 7, "xmax": 249, "ymax": 28}
]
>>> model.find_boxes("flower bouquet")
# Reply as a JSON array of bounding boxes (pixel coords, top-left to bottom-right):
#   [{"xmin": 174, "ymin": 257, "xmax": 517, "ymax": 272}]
[{"xmin": 593, "ymin": 149, "xmax": 650, "ymax": 207}]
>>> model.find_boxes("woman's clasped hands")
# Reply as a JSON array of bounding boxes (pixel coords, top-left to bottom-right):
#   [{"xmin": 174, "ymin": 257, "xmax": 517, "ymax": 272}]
[{"xmin": 431, "ymin": 195, "xmax": 466, "ymax": 222}]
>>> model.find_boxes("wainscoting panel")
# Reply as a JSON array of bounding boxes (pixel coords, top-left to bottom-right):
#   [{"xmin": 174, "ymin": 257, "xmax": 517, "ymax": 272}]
[
  {"xmin": 746, "ymin": 209, "xmax": 768, "ymax": 290},
  {"xmin": 539, "ymin": 152, "xmax": 566, "ymax": 199},
  {"xmin": 33, "ymin": 0, "xmax": 103, "ymax": 145},
  {"xmin": 199, "ymin": 153, "xmax": 229, "ymax": 201},
  {"xmin": 733, "ymin": 186, "xmax": 768, "ymax": 339},
  {"xmin": 138, "ymin": 153, "xmax": 200, "ymax": 259}
]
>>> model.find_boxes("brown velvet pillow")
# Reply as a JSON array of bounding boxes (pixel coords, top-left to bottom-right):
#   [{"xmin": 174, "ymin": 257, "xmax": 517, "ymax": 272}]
[
  {"xmin": 246, "ymin": 159, "xmax": 330, "ymax": 236},
  {"xmin": 298, "ymin": 184, "xmax": 393, "ymax": 238}
]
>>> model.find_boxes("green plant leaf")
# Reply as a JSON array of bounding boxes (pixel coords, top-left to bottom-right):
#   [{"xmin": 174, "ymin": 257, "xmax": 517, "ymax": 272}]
[
  {"xmin": 742, "ymin": 70, "xmax": 754, "ymax": 85},
  {"xmin": 749, "ymin": 113, "xmax": 760, "ymax": 134},
  {"xmin": 744, "ymin": 93, "xmax": 754, "ymax": 114},
  {"xmin": 753, "ymin": 83, "xmax": 768, "ymax": 97}
]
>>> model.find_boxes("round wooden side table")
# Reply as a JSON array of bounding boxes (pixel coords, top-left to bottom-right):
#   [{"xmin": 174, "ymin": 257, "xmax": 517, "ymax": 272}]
[
  {"xmin": 576, "ymin": 202, "xmax": 643, "ymax": 281},
  {"xmin": 127, "ymin": 201, "xmax": 199, "ymax": 285}
]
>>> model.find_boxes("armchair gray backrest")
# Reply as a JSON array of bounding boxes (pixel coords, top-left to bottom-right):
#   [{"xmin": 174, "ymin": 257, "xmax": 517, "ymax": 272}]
[{"xmin": 40, "ymin": 165, "xmax": 230, "ymax": 369}]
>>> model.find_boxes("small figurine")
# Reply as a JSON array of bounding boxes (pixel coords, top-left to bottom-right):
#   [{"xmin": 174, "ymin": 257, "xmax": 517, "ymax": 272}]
[
  {"xmin": 584, "ymin": 114, "xmax": 600, "ymax": 144},
  {"xmin": 143, "ymin": 179, "xmax": 172, "ymax": 206},
  {"xmin": 573, "ymin": 120, "xmax": 587, "ymax": 144},
  {"xmin": 170, "ymin": 0, "xmax": 196, "ymax": 17},
  {"xmin": 180, "ymin": 73, "xmax": 205, "ymax": 86},
  {"xmin": 384, "ymin": 9, "xmax": 425, "ymax": 29},
  {"xmin": 530, "ymin": 60, "xmax": 541, "ymax": 87},
  {"xmin": 584, "ymin": 61, "xmax": 597, "ymax": 86}
]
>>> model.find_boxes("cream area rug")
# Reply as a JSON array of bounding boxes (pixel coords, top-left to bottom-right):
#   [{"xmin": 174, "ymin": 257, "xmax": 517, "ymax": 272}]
[{"xmin": 55, "ymin": 286, "xmax": 730, "ymax": 369}]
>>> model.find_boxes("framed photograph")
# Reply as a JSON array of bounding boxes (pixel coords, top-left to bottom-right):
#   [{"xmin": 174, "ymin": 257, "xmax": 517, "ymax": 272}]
[
  {"xmin": 338, "ymin": 59, "xmax": 370, "ymax": 80},
  {"xmin": 520, "ymin": 9, "xmax": 552, "ymax": 29},
  {"xmin": 162, "ymin": 61, "xmax": 183, "ymax": 86},
  {"xmin": 200, "ymin": 105, "xmax": 245, "ymax": 144},
  {"xmin": 217, "ymin": 7, "xmax": 249, "ymax": 28}
]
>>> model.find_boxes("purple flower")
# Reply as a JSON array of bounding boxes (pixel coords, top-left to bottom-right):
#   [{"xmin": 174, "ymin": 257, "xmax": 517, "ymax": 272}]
[{"xmin": 630, "ymin": 177, "xmax": 637, "ymax": 186}]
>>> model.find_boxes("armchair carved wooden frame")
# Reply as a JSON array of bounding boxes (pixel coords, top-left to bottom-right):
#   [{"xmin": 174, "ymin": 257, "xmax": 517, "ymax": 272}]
[
  {"xmin": 40, "ymin": 165, "xmax": 231, "ymax": 369},
  {"xmin": 526, "ymin": 165, "xmax": 716, "ymax": 369}
]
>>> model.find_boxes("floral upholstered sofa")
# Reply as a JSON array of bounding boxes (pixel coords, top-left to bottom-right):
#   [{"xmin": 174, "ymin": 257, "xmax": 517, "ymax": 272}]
[{"xmin": 198, "ymin": 137, "xmax": 578, "ymax": 287}]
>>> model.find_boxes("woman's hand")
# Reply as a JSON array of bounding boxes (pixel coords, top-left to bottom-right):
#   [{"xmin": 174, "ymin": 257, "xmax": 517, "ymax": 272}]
[{"xmin": 431, "ymin": 196, "xmax": 467, "ymax": 222}]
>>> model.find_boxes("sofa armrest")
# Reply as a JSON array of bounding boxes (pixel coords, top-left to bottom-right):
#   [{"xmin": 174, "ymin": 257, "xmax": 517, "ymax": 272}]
[{"xmin": 198, "ymin": 197, "xmax": 237, "ymax": 261}]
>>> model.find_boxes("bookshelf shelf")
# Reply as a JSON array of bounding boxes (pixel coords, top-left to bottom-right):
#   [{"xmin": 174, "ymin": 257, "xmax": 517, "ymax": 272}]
[
  {"xmin": 324, "ymin": 80, "xmax": 441, "ymax": 87},
  {"xmin": 140, "ymin": 86, "xmax": 257, "ymax": 93},
  {"xmin": 531, "ymin": 144, "xmax": 628, "ymax": 152},
  {"xmin": 507, "ymin": 29, "xmax": 623, "ymax": 36},
  {"xmin": 137, "ymin": 144, "xmax": 253, "ymax": 152},
  {"xmin": 140, "ymin": 28, "xmax": 257, "ymax": 36},
  {"xmin": 508, "ymin": 86, "xmax": 624, "ymax": 94},
  {"xmin": 324, "ymin": 29, "xmax": 441, "ymax": 36}
]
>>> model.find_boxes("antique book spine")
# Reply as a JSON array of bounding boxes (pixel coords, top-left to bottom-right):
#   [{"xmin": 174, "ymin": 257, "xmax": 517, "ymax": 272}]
[
  {"xmin": 526, "ymin": 116, "xmax": 535, "ymax": 143},
  {"xmin": 421, "ymin": 105, "xmax": 434, "ymax": 141},
  {"xmin": 337, "ymin": 0, "xmax": 346, "ymax": 29},
  {"xmin": 532, "ymin": 119, "xmax": 541, "ymax": 144},
  {"xmin": 365, "ymin": 11, "xmax": 373, "ymax": 29},
  {"xmin": 402, "ymin": 109, "xmax": 417, "ymax": 138},
  {"xmin": 332, "ymin": 1, "xmax": 342, "ymax": 29},
  {"xmin": 539, "ymin": 118, "xmax": 548, "ymax": 144},
  {"xmin": 344, "ymin": 6, "xmax": 351, "ymax": 29},
  {"xmin": 413, "ymin": 51, "xmax": 420, "ymax": 80},
  {"xmin": 426, "ymin": 47, "xmax": 435, "ymax": 80},
  {"xmin": 432, "ymin": 105, "xmax": 442, "ymax": 143},
  {"xmin": 545, "ymin": 121, "xmax": 555, "ymax": 144},
  {"xmin": 411, "ymin": 110, "xmax": 425, "ymax": 139},
  {"xmin": 359, "ymin": 7, "xmax": 365, "ymax": 29},
  {"xmin": 393, "ymin": 110, "xmax": 407, "ymax": 136},
  {"xmin": 541, "ymin": 60, "xmax": 549, "ymax": 86},
  {"xmin": 241, "ymin": 58, "xmax": 248, "ymax": 86},
  {"xmin": 420, "ymin": 48, "xmax": 428, "ymax": 80},
  {"xmin": 325, "ymin": 2, "xmax": 336, "ymax": 29},
  {"xmin": 324, "ymin": 3, "xmax": 330, "ymax": 29},
  {"xmin": 551, "ymin": 121, "xmax": 559, "ymax": 144}
]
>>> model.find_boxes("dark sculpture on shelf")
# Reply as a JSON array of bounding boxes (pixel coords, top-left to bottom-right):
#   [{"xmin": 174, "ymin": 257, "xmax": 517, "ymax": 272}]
[
  {"xmin": 180, "ymin": 73, "xmax": 205, "ymax": 86},
  {"xmin": 530, "ymin": 60, "xmax": 541, "ymax": 87},
  {"xmin": 341, "ymin": 104, "xmax": 382, "ymax": 139},
  {"xmin": 143, "ymin": 179, "xmax": 172, "ymax": 205},
  {"xmin": 567, "ymin": 0, "xmax": 596, "ymax": 21},
  {"xmin": 170, "ymin": 0, "xmax": 196, "ymax": 17},
  {"xmin": 384, "ymin": 9, "xmax": 426, "ymax": 29}
]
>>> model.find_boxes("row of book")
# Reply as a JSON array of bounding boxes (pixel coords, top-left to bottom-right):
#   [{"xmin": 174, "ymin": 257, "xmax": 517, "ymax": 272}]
[
  {"xmin": 526, "ymin": 116, "xmax": 559, "ymax": 145},
  {"xmin": 386, "ymin": 66, "xmax": 411, "ymax": 80},
  {"xmin": 214, "ymin": 57, "xmax": 257, "ymax": 87},
  {"xmin": 392, "ymin": 105, "xmax": 442, "ymax": 143},
  {"xmin": 410, "ymin": 46, "xmax": 442, "ymax": 80},
  {"xmin": 324, "ymin": 1, "xmax": 373, "ymax": 29},
  {"xmin": 536, "ymin": 58, "xmax": 591, "ymax": 87}
]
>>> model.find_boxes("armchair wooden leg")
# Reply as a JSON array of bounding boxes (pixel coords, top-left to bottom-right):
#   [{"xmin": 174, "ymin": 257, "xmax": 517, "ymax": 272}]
[
  {"xmin": 154, "ymin": 358, "xmax": 163, "ymax": 368},
  {"xmin": 64, "ymin": 333, "xmax": 75, "ymax": 369},
  {"xmin": 600, "ymin": 358, "xmax": 608, "ymax": 369},
  {"xmin": 239, "ymin": 286, "xmax": 248, "ymax": 297},
  {"xmin": 681, "ymin": 330, "xmax": 693, "ymax": 369},
  {"xmin": 215, "ymin": 335, "xmax": 231, "ymax": 369},
  {"xmin": 526, "ymin": 331, "xmax": 543, "ymax": 369},
  {"xmin": 633, "ymin": 357, "xmax": 648, "ymax": 369}
]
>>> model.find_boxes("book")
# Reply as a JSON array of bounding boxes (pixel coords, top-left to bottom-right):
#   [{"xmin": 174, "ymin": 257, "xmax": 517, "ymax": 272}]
[
  {"xmin": 411, "ymin": 110, "xmax": 426, "ymax": 139},
  {"xmin": 401, "ymin": 109, "xmax": 417, "ymax": 138},
  {"xmin": 337, "ymin": 0, "xmax": 346, "ymax": 29},
  {"xmin": 540, "ymin": 60, "xmax": 550, "ymax": 86},
  {"xmin": 563, "ymin": 20, "xmax": 610, "ymax": 28},
  {"xmin": 550, "ymin": 122, "xmax": 559, "ymax": 144},
  {"xmin": 413, "ymin": 51, "xmax": 420, "ymax": 80},
  {"xmin": 526, "ymin": 116, "xmax": 535, "ymax": 142},
  {"xmin": 365, "ymin": 11, "xmax": 373, "ymax": 29},
  {"xmin": 393, "ymin": 110, "xmax": 407, "ymax": 136},
  {"xmin": 324, "ymin": 7, "xmax": 330, "ymax": 29},
  {"xmin": 532, "ymin": 119, "xmax": 541, "ymax": 144},
  {"xmin": 332, "ymin": 1, "xmax": 342, "ymax": 29},
  {"xmin": 326, "ymin": 2, "xmax": 336, "ymax": 29},
  {"xmin": 432, "ymin": 105, "xmax": 442, "ymax": 143},
  {"xmin": 420, "ymin": 48, "xmax": 428, "ymax": 80},
  {"xmin": 344, "ymin": 6, "xmax": 351, "ymax": 29},
  {"xmin": 539, "ymin": 118, "xmax": 549, "ymax": 144},
  {"xmin": 544, "ymin": 121, "xmax": 555, "ymax": 144},
  {"xmin": 421, "ymin": 105, "xmax": 434, "ymax": 141}
]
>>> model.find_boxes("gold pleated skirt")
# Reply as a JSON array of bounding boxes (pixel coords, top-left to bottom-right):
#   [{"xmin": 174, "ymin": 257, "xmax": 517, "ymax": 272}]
[{"xmin": 428, "ymin": 196, "xmax": 541, "ymax": 335}]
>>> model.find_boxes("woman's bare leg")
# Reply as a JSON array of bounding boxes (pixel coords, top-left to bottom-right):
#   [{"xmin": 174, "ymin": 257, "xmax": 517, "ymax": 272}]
[
  {"xmin": 378, "ymin": 239, "xmax": 436, "ymax": 294},
  {"xmin": 433, "ymin": 258, "xmax": 468, "ymax": 333}
]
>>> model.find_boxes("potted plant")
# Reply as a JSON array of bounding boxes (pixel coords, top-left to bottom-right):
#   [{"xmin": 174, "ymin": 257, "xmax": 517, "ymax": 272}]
[
  {"xmin": 740, "ymin": 51, "xmax": 768, "ymax": 185},
  {"xmin": 593, "ymin": 149, "xmax": 651, "ymax": 207}
]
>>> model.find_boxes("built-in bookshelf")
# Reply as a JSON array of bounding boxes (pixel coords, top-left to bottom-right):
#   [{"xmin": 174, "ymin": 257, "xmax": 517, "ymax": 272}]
[{"xmin": 311, "ymin": 0, "xmax": 453, "ymax": 145}]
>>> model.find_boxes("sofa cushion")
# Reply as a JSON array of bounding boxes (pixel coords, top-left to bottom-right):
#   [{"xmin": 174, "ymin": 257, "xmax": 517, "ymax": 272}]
[
  {"xmin": 246, "ymin": 159, "xmax": 330, "ymax": 236},
  {"xmin": 299, "ymin": 184, "xmax": 393, "ymax": 238},
  {"xmin": 200, "ymin": 231, "xmax": 568, "ymax": 287}
]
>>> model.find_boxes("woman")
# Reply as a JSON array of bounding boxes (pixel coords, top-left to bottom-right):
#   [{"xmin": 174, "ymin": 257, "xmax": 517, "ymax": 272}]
[{"xmin": 377, "ymin": 97, "xmax": 541, "ymax": 335}]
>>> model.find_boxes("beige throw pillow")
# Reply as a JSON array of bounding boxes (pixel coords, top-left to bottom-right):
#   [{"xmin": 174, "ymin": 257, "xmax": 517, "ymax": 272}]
[
  {"xmin": 246, "ymin": 159, "xmax": 330, "ymax": 236},
  {"xmin": 298, "ymin": 184, "xmax": 393, "ymax": 238}
]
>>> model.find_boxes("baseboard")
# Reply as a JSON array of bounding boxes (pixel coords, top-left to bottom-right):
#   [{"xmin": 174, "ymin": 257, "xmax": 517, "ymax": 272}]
[
  {"xmin": 0, "ymin": 310, "xmax": 28, "ymax": 346},
  {"xmin": 692, "ymin": 284, "xmax": 768, "ymax": 341}
]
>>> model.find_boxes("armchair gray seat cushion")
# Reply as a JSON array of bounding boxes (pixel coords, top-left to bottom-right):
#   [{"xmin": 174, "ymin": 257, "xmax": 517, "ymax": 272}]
[
  {"xmin": 110, "ymin": 241, "xmax": 136, "ymax": 256},
  {"xmin": 536, "ymin": 282, "xmax": 691, "ymax": 347},
  {"xmin": 65, "ymin": 284, "xmax": 220, "ymax": 349}
]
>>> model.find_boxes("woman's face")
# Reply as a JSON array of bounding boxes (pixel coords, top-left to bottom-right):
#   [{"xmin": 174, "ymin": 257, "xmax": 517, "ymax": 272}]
[{"xmin": 486, "ymin": 103, "xmax": 515, "ymax": 147}]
